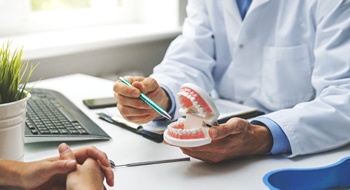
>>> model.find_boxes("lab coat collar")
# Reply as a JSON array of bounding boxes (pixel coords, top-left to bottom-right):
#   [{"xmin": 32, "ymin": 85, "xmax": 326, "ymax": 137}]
[
  {"xmin": 223, "ymin": 0, "xmax": 242, "ymax": 26},
  {"xmin": 249, "ymin": 0, "xmax": 271, "ymax": 13},
  {"xmin": 222, "ymin": 0, "xmax": 242, "ymax": 43},
  {"xmin": 222, "ymin": 0, "xmax": 271, "ymax": 54},
  {"xmin": 222, "ymin": 0, "xmax": 271, "ymax": 26}
]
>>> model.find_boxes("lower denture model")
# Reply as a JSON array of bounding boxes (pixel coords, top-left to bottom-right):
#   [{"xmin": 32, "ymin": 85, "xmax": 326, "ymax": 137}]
[{"xmin": 164, "ymin": 83, "xmax": 220, "ymax": 147}]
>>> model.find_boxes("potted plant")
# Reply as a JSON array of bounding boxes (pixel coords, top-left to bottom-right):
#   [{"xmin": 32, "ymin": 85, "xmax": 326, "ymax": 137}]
[{"xmin": 0, "ymin": 41, "xmax": 39, "ymax": 161}]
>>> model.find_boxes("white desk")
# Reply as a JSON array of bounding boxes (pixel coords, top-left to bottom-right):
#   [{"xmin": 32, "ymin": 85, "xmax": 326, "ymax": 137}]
[{"xmin": 25, "ymin": 74, "xmax": 350, "ymax": 190}]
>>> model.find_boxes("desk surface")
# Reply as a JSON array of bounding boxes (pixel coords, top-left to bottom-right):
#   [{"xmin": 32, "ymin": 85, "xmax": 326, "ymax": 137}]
[{"xmin": 25, "ymin": 74, "xmax": 350, "ymax": 190}]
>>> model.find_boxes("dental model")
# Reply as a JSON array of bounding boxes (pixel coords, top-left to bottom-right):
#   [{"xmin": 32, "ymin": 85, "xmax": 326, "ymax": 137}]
[{"xmin": 163, "ymin": 83, "xmax": 219, "ymax": 147}]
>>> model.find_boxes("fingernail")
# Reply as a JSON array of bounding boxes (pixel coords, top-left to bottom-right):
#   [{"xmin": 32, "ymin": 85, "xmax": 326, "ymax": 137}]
[
  {"xmin": 59, "ymin": 143, "xmax": 69, "ymax": 153},
  {"xmin": 211, "ymin": 128, "xmax": 218, "ymax": 138}
]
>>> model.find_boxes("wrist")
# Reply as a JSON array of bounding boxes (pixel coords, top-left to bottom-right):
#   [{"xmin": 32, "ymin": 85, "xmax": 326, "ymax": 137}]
[
  {"xmin": 252, "ymin": 117, "xmax": 291, "ymax": 155},
  {"xmin": 159, "ymin": 85, "xmax": 176, "ymax": 118},
  {"xmin": 160, "ymin": 88, "xmax": 171, "ymax": 112},
  {"xmin": 252, "ymin": 124, "xmax": 273, "ymax": 155},
  {"xmin": 0, "ymin": 160, "xmax": 23, "ymax": 187}
]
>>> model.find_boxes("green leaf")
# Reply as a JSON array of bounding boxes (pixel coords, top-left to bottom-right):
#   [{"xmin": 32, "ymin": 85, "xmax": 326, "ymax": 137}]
[{"xmin": 0, "ymin": 41, "xmax": 40, "ymax": 104}]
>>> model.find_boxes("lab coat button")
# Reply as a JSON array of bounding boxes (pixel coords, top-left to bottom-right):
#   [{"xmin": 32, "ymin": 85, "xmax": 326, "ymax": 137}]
[{"xmin": 239, "ymin": 44, "xmax": 244, "ymax": 49}]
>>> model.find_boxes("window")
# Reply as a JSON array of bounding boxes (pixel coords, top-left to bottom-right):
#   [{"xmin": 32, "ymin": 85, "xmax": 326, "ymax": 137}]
[
  {"xmin": 0, "ymin": 0, "xmax": 136, "ymax": 36},
  {"xmin": 30, "ymin": 0, "xmax": 91, "ymax": 11},
  {"xmin": 0, "ymin": 0, "xmax": 184, "ymax": 60}
]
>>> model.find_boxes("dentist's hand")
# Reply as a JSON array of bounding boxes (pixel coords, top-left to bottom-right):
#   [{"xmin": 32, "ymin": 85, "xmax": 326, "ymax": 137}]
[
  {"xmin": 180, "ymin": 118, "xmax": 273, "ymax": 163},
  {"xmin": 113, "ymin": 76, "xmax": 171, "ymax": 124}
]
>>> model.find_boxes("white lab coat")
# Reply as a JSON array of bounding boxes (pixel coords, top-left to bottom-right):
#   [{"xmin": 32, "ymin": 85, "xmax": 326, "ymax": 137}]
[{"xmin": 150, "ymin": 0, "xmax": 350, "ymax": 157}]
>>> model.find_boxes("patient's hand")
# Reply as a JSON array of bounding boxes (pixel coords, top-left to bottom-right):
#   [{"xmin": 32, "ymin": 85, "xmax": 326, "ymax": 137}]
[{"xmin": 66, "ymin": 158, "xmax": 105, "ymax": 190}]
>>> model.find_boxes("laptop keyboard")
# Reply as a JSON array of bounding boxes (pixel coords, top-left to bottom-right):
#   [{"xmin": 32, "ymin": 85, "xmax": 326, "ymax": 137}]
[
  {"xmin": 26, "ymin": 89, "xmax": 89, "ymax": 135},
  {"xmin": 24, "ymin": 88, "xmax": 111, "ymax": 143}
]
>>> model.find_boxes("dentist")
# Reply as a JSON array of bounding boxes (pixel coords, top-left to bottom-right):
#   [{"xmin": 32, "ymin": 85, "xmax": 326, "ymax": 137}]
[{"xmin": 113, "ymin": 0, "xmax": 350, "ymax": 163}]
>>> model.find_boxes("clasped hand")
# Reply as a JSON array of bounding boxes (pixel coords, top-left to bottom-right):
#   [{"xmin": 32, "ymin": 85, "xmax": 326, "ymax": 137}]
[{"xmin": 2, "ymin": 143, "xmax": 114, "ymax": 190}]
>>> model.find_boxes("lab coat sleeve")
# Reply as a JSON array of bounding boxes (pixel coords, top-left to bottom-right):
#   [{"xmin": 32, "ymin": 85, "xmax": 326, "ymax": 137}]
[
  {"xmin": 265, "ymin": 1, "xmax": 350, "ymax": 157},
  {"xmin": 150, "ymin": 0, "xmax": 217, "ymax": 119}
]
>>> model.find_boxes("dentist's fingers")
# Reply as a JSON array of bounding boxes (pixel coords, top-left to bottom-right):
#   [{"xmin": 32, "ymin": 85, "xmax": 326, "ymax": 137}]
[{"xmin": 209, "ymin": 118, "xmax": 250, "ymax": 140}]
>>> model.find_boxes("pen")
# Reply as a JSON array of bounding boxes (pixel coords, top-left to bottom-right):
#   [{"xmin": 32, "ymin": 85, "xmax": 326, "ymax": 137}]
[
  {"xmin": 118, "ymin": 77, "xmax": 172, "ymax": 120},
  {"xmin": 110, "ymin": 157, "xmax": 190, "ymax": 168}
]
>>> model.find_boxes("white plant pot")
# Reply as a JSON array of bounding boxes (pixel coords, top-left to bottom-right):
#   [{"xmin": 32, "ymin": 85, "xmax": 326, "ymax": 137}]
[{"xmin": 0, "ymin": 93, "xmax": 31, "ymax": 161}]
